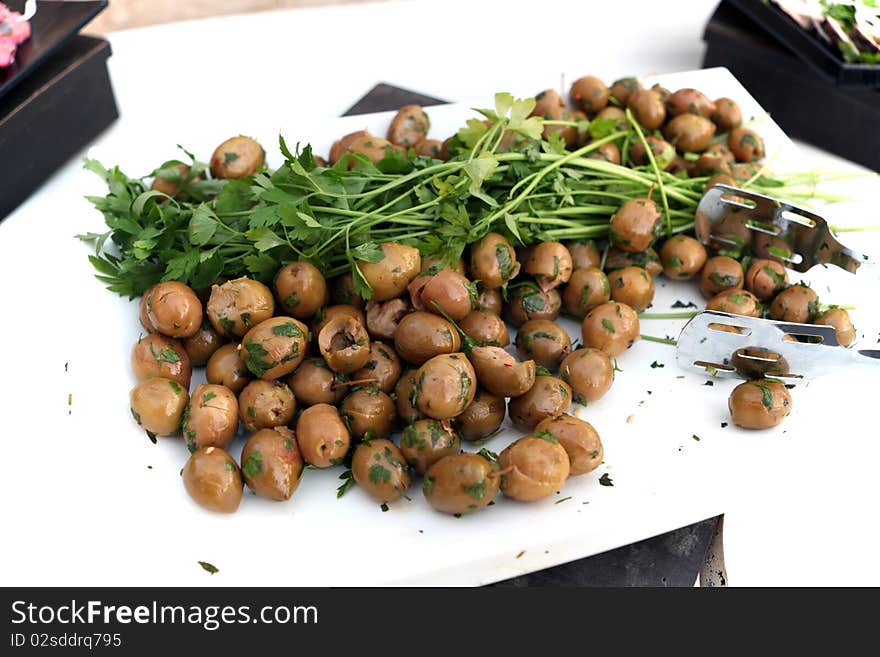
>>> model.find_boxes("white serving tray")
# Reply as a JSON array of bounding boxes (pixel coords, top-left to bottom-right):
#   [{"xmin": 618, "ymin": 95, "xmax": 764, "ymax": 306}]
[{"xmin": 1, "ymin": 68, "xmax": 877, "ymax": 586}]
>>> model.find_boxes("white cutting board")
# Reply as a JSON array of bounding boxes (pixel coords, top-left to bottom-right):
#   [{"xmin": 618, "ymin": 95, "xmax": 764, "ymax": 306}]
[{"xmin": 1, "ymin": 68, "xmax": 877, "ymax": 586}]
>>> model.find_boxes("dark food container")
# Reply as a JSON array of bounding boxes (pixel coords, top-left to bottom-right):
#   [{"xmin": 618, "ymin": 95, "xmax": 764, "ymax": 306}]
[
  {"xmin": 727, "ymin": 0, "xmax": 880, "ymax": 87},
  {"xmin": 704, "ymin": 1, "xmax": 880, "ymax": 172}
]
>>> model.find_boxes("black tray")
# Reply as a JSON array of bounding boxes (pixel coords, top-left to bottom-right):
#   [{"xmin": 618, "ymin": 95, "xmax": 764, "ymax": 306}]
[
  {"xmin": 0, "ymin": 0, "xmax": 108, "ymax": 101},
  {"xmin": 704, "ymin": 1, "xmax": 880, "ymax": 171},
  {"xmin": 727, "ymin": 0, "xmax": 880, "ymax": 87}
]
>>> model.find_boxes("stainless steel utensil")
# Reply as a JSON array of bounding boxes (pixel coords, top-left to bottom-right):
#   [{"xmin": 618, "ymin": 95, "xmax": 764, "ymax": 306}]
[{"xmin": 675, "ymin": 310, "xmax": 880, "ymax": 383}]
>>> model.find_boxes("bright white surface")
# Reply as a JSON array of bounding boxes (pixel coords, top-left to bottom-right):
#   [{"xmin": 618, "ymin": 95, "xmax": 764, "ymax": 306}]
[{"xmin": 1, "ymin": 0, "xmax": 878, "ymax": 586}]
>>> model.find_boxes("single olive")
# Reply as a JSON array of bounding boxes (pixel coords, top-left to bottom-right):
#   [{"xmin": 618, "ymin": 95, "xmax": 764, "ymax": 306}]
[
  {"xmin": 663, "ymin": 114, "xmax": 716, "ymax": 152},
  {"xmin": 453, "ymin": 389, "xmax": 506, "ymax": 442},
  {"xmin": 150, "ymin": 163, "xmax": 194, "ymax": 199},
  {"xmin": 460, "ymin": 310, "xmax": 510, "ymax": 347},
  {"xmin": 274, "ymin": 261, "xmax": 328, "ymax": 319},
  {"xmin": 358, "ymin": 243, "xmax": 421, "ymax": 302},
  {"xmin": 610, "ymin": 198, "xmax": 662, "ymax": 253},
  {"xmin": 401, "ymin": 419, "xmax": 461, "ymax": 475},
  {"xmin": 394, "ymin": 311, "xmax": 460, "ymax": 365},
  {"xmin": 421, "ymin": 255, "xmax": 467, "ymax": 277},
  {"xmin": 532, "ymin": 88, "xmax": 565, "ymax": 117},
  {"xmin": 504, "ymin": 285, "xmax": 562, "ymax": 327},
  {"xmin": 182, "ymin": 447, "xmax": 244, "ymax": 513},
  {"xmin": 523, "ymin": 242, "xmax": 573, "ymax": 292},
  {"xmin": 558, "ymin": 347, "xmax": 614, "ymax": 404},
  {"xmin": 814, "ymin": 308, "xmax": 856, "ymax": 347},
  {"xmin": 629, "ymin": 136, "xmax": 675, "ymax": 169},
  {"xmin": 701, "ymin": 209, "xmax": 753, "ymax": 257},
  {"xmin": 508, "ymin": 375, "xmax": 572, "ymax": 432},
  {"xmin": 365, "ymin": 298, "xmax": 411, "ymax": 341},
  {"xmin": 627, "ymin": 89, "xmax": 666, "ymax": 130},
  {"xmin": 130, "ymin": 377, "xmax": 189, "ymax": 437},
  {"xmin": 665, "ymin": 88, "xmax": 715, "ymax": 118},
  {"xmin": 499, "ymin": 434, "xmax": 570, "ymax": 502},
  {"xmin": 468, "ymin": 346, "xmax": 536, "ymax": 398},
  {"xmin": 413, "ymin": 353, "xmax": 477, "ymax": 420},
  {"xmin": 770, "ymin": 285, "xmax": 819, "ymax": 323},
  {"xmin": 288, "ymin": 358, "xmax": 345, "ymax": 407},
  {"xmin": 182, "ymin": 384, "xmax": 239, "ymax": 452},
  {"xmin": 352, "ymin": 439, "xmax": 411, "ymax": 504},
  {"xmin": 515, "ymin": 319, "xmax": 572, "ymax": 371},
  {"xmin": 238, "ymin": 379, "xmax": 296, "ymax": 432},
  {"xmin": 330, "ymin": 274, "xmax": 365, "ymax": 309},
  {"xmin": 570, "ymin": 75, "xmax": 609, "ymax": 113},
  {"xmin": 608, "ymin": 266, "xmax": 655, "ymax": 312},
  {"xmin": 142, "ymin": 281, "xmax": 202, "ymax": 338},
  {"xmin": 341, "ymin": 387, "xmax": 396, "ymax": 440},
  {"xmin": 609, "ymin": 77, "xmax": 642, "ymax": 106},
  {"xmin": 700, "ymin": 256, "xmax": 744, "ymax": 298},
  {"xmin": 317, "ymin": 316, "xmax": 371, "ymax": 375},
  {"xmin": 729, "ymin": 379, "xmax": 792, "ymax": 430},
  {"xmin": 350, "ymin": 341, "xmax": 402, "ymax": 393},
  {"xmin": 205, "ymin": 342, "xmax": 252, "ymax": 394},
  {"xmin": 731, "ymin": 346, "xmax": 790, "ymax": 379},
  {"xmin": 240, "ymin": 427, "xmax": 303, "ymax": 501},
  {"xmin": 603, "ymin": 247, "xmax": 663, "ymax": 277},
  {"xmin": 706, "ymin": 289, "xmax": 761, "ymax": 317},
  {"xmin": 410, "ymin": 268, "xmax": 473, "ymax": 321},
  {"xmin": 587, "ymin": 141, "xmax": 622, "ymax": 164},
  {"xmin": 342, "ymin": 134, "xmax": 401, "ymax": 166},
  {"xmin": 312, "ymin": 304, "xmax": 366, "ymax": 342},
  {"xmin": 745, "ymin": 258, "xmax": 789, "ymax": 301},
  {"xmin": 241, "ymin": 317, "xmax": 308, "ymax": 380},
  {"xmin": 693, "ymin": 153, "xmax": 732, "ymax": 178},
  {"xmin": 387, "ymin": 104, "xmax": 430, "ymax": 148},
  {"xmin": 752, "ymin": 233, "xmax": 795, "ymax": 266},
  {"xmin": 414, "ymin": 139, "xmax": 444, "ymax": 159},
  {"xmin": 329, "ymin": 130, "xmax": 367, "ymax": 166},
  {"xmin": 728, "ymin": 128, "xmax": 765, "ymax": 162},
  {"xmin": 581, "ymin": 302, "xmax": 640, "ymax": 356},
  {"xmin": 660, "ymin": 235, "xmax": 708, "ymax": 280},
  {"xmin": 210, "ymin": 136, "xmax": 264, "ymax": 179},
  {"xmin": 131, "ymin": 333, "xmax": 192, "ymax": 388},
  {"xmin": 469, "ymin": 233, "xmax": 520, "ymax": 289},
  {"xmin": 423, "ymin": 453, "xmax": 501, "ymax": 515},
  {"xmin": 535, "ymin": 414, "xmax": 602, "ymax": 476},
  {"xmin": 595, "ymin": 106, "xmax": 630, "ymax": 131},
  {"xmin": 184, "ymin": 320, "xmax": 225, "ymax": 366},
  {"xmin": 711, "ymin": 97, "xmax": 742, "ymax": 131},
  {"xmin": 207, "ymin": 277, "xmax": 275, "ymax": 339},
  {"xmin": 565, "ymin": 240, "xmax": 601, "ymax": 270},
  {"xmin": 395, "ymin": 369, "xmax": 424, "ymax": 425},
  {"xmin": 474, "ymin": 286, "xmax": 503, "ymax": 315},
  {"xmin": 295, "ymin": 403, "xmax": 351, "ymax": 468}
]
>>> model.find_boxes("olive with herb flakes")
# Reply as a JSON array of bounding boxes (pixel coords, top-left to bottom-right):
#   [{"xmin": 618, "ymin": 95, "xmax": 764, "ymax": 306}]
[
  {"xmin": 357, "ymin": 242, "xmax": 421, "ymax": 302},
  {"xmin": 150, "ymin": 162, "xmax": 194, "ymax": 200},
  {"xmin": 352, "ymin": 439, "xmax": 411, "ymax": 504},
  {"xmin": 563, "ymin": 267, "xmax": 611, "ymax": 318},
  {"xmin": 595, "ymin": 106, "xmax": 630, "ymax": 131},
  {"xmin": 508, "ymin": 375, "xmax": 572, "ymax": 432},
  {"xmin": 274, "ymin": 261, "xmax": 328, "ymax": 319},
  {"xmin": 409, "ymin": 268, "xmax": 474, "ymax": 321},
  {"xmin": 130, "ymin": 377, "xmax": 189, "ymax": 437},
  {"xmin": 453, "ymin": 389, "xmax": 506, "ymax": 442},
  {"xmin": 523, "ymin": 241, "xmax": 573, "ymax": 292},
  {"xmin": 330, "ymin": 274, "xmax": 365, "ymax": 309},
  {"xmin": 558, "ymin": 347, "xmax": 615, "ymax": 404},
  {"xmin": 207, "ymin": 277, "xmax": 275, "ymax": 339},
  {"xmin": 295, "ymin": 403, "xmax": 351, "ymax": 468},
  {"xmin": 581, "ymin": 302, "xmax": 640, "ymax": 357},
  {"xmin": 603, "ymin": 247, "xmax": 663, "ymax": 278},
  {"xmin": 692, "ymin": 153, "xmax": 732, "ymax": 178},
  {"xmin": 318, "ymin": 315, "xmax": 371, "ymax": 375},
  {"xmin": 609, "ymin": 77, "xmax": 642, "ymax": 106},
  {"xmin": 205, "ymin": 343, "xmax": 252, "ymax": 394},
  {"xmin": 728, "ymin": 128, "xmax": 765, "ymax": 162},
  {"xmin": 394, "ymin": 311, "xmax": 460, "ymax": 365},
  {"xmin": 706, "ymin": 289, "xmax": 761, "ymax": 317},
  {"xmin": 395, "ymin": 369, "xmax": 424, "ymax": 425},
  {"xmin": 342, "ymin": 134, "xmax": 400, "ymax": 166},
  {"xmin": 468, "ymin": 346, "xmax": 536, "ymax": 398},
  {"xmin": 729, "ymin": 379, "xmax": 792, "ymax": 430},
  {"xmin": 341, "ymin": 387, "xmax": 396, "ymax": 440},
  {"xmin": 459, "ymin": 310, "xmax": 509, "ymax": 347},
  {"xmin": 400, "ymin": 419, "xmax": 461, "ymax": 475},
  {"xmin": 665, "ymin": 88, "xmax": 715, "ymax": 118},
  {"xmin": 699, "ymin": 255, "xmax": 744, "ymax": 298},
  {"xmin": 365, "ymin": 298, "xmax": 411, "ymax": 341},
  {"xmin": 240, "ymin": 427, "xmax": 303, "ymax": 502},
  {"xmin": 312, "ymin": 304, "xmax": 366, "ymax": 342},
  {"xmin": 387, "ymin": 104, "xmax": 430, "ymax": 148},
  {"xmin": 629, "ymin": 136, "xmax": 676, "ymax": 169},
  {"xmin": 504, "ymin": 284, "xmax": 562, "ymax": 327},
  {"xmin": 814, "ymin": 308, "xmax": 855, "ymax": 348},
  {"xmin": 469, "ymin": 232, "xmax": 520, "ymax": 290},
  {"xmin": 210, "ymin": 136, "xmax": 264, "ymax": 179},
  {"xmin": 769, "ymin": 284, "xmax": 819, "ymax": 323},
  {"xmin": 515, "ymin": 319, "xmax": 572, "ymax": 372},
  {"xmin": 535, "ymin": 414, "xmax": 603, "ymax": 476},
  {"xmin": 744, "ymin": 258, "xmax": 789, "ymax": 301},
  {"xmin": 610, "ymin": 198, "xmax": 662, "ymax": 253},
  {"xmin": 422, "ymin": 453, "xmax": 501, "ymax": 515},
  {"xmin": 142, "ymin": 281, "xmax": 203, "ymax": 339},
  {"xmin": 532, "ymin": 88, "xmax": 565, "ymax": 117},
  {"xmin": 627, "ymin": 89, "xmax": 666, "ymax": 130},
  {"xmin": 415, "ymin": 138, "xmax": 445, "ymax": 159},
  {"xmin": 329, "ymin": 130, "xmax": 367, "ymax": 166},
  {"xmin": 238, "ymin": 379, "xmax": 296, "ymax": 432},
  {"xmin": 660, "ymin": 235, "xmax": 707, "ymax": 280},
  {"xmin": 663, "ymin": 113, "xmax": 716, "ymax": 153},
  {"xmin": 184, "ymin": 320, "xmax": 225, "ymax": 366},
  {"xmin": 182, "ymin": 384, "xmax": 239, "ymax": 452},
  {"xmin": 565, "ymin": 240, "xmax": 601, "ymax": 270},
  {"xmin": 131, "ymin": 333, "xmax": 192, "ymax": 389},
  {"xmin": 608, "ymin": 266, "xmax": 655, "ymax": 312},
  {"xmin": 183, "ymin": 446, "xmax": 244, "ymax": 513},
  {"xmin": 570, "ymin": 76, "xmax": 609, "ymax": 114},
  {"xmin": 413, "ymin": 353, "xmax": 477, "ymax": 420},
  {"xmin": 541, "ymin": 105, "xmax": 578, "ymax": 147},
  {"xmin": 241, "ymin": 316, "xmax": 309, "ymax": 380},
  {"xmin": 288, "ymin": 358, "xmax": 346, "ymax": 406},
  {"xmin": 499, "ymin": 434, "xmax": 570, "ymax": 502},
  {"xmin": 711, "ymin": 97, "xmax": 742, "ymax": 131},
  {"xmin": 351, "ymin": 341, "xmax": 402, "ymax": 393}
]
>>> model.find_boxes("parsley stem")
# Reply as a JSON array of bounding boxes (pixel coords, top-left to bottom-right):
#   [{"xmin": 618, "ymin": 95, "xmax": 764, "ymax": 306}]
[
  {"xmin": 638, "ymin": 311, "xmax": 699, "ymax": 319},
  {"xmin": 626, "ymin": 108, "xmax": 672, "ymax": 236},
  {"xmin": 640, "ymin": 334, "xmax": 678, "ymax": 346}
]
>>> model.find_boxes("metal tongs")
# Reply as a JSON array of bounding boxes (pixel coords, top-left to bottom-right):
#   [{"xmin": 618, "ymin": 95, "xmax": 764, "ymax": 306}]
[{"xmin": 676, "ymin": 185, "xmax": 879, "ymax": 382}]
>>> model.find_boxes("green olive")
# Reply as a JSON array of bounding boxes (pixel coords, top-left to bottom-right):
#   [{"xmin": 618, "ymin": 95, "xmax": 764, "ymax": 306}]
[
  {"xmin": 142, "ymin": 281, "xmax": 203, "ymax": 338},
  {"xmin": 413, "ymin": 353, "xmax": 477, "ymax": 420},
  {"xmin": 693, "ymin": 153, "xmax": 732, "ymax": 178},
  {"xmin": 581, "ymin": 302, "xmax": 640, "ymax": 356},
  {"xmin": 570, "ymin": 75, "xmax": 609, "ymax": 113},
  {"xmin": 535, "ymin": 414, "xmax": 603, "ymax": 476},
  {"xmin": 182, "ymin": 384, "xmax": 239, "ymax": 452},
  {"xmin": 351, "ymin": 341, "xmax": 402, "ymax": 393},
  {"xmin": 608, "ymin": 266, "xmax": 655, "ymax": 312},
  {"xmin": 700, "ymin": 256, "xmax": 744, "ymax": 298},
  {"xmin": 182, "ymin": 447, "xmax": 243, "ymax": 513},
  {"xmin": 587, "ymin": 141, "xmax": 621, "ymax": 164},
  {"xmin": 341, "ymin": 387, "xmax": 396, "ymax": 440},
  {"xmin": 183, "ymin": 320, "xmax": 225, "ymax": 366},
  {"xmin": 508, "ymin": 375, "xmax": 572, "ymax": 432},
  {"xmin": 317, "ymin": 316, "xmax": 371, "ymax": 374},
  {"xmin": 769, "ymin": 285, "xmax": 819, "ymax": 323},
  {"xmin": 514, "ymin": 319, "xmax": 572, "ymax": 372},
  {"xmin": 744, "ymin": 258, "xmax": 789, "ymax": 301},
  {"xmin": 312, "ymin": 305, "xmax": 366, "ymax": 342},
  {"xmin": 287, "ymin": 358, "xmax": 345, "ymax": 407},
  {"xmin": 130, "ymin": 377, "xmax": 189, "ymax": 437},
  {"xmin": 240, "ymin": 427, "xmax": 303, "ymax": 501},
  {"xmin": 365, "ymin": 298, "xmax": 412, "ymax": 341},
  {"xmin": 711, "ymin": 97, "xmax": 742, "ymax": 131},
  {"xmin": 394, "ymin": 311, "xmax": 460, "ymax": 365},
  {"xmin": 663, "ymin": 114, "xmax": 716, "ymax": 152},
  {"xmin": 603, "ymin": 247, "xmax": 663, "ymax": 277},
  {"xmin": 523, "ymin": 242, "xmax": 573, "ymax": 292},
  {"xmin": 563, "ymin": 267, "xmax": 610, "ymax": 318},
  {"xmin": 660, "ymin": 235, "xmax": 708, "ymax": 280},
  {"xmin": 330, "ymin": 274, "xmax": 364, "ymax": 309},
  {"xmin": 453, "ymin": 389, "xmax": 506, "ymax": 442},
  {"xmin": 814, "ymin": 308, "xmax": 856, "ymax": 348},
  {"xmin": 610, "ymin": 198, "xmax": 662, "ymax": 253},
  {"xmin": 499, "ymin": 434, "xmax": 570, "ymax": 502},
  {"xmin": 629, "ymin": 136, "xmax": 675, "ymax": 169},
  {"xmin": 474, "ymin": 286, "xmax": 503, "ymax": 315},
  {"xmin": 609, "ymin": 77, "xmax": 642, "ymax": 106},
  {"xmin": 665, "ymin": 88, "xmax": 715, "ymax": 118},
  {"xmin": 558, "ymin": 347, "xmax": 615, "ymax": 404},
  {"xmin": 274, "ymin": 261, "xmax": 328, "ymax": 319},
  {"xmin": 729, "ymin": 380, "xmax": 792, "ymax": 429},
  {"xmin": 459, "ymin": 310, "xmax": 510, "ymax": 347},
  {"xmin": 409, "ymin": 268, "xmax": 473, "ymax": 321},
  {"xmin": 329, "ymin": 130, "xmax": 367, "ymax": 165},
  {"xmin": 358, "ymin": 243, "xmax": 421, "ymax": 301},
  {"xmin": 415, "ymin": 138, "xmax": 445, "ymax": 159},
  {"xmin": 504, "ymin": 285, "xmax": 561, "ymax": 327},
  {"xmin": 468, "ymin": 346, "xmax": 536, "ymax": 398},
  {"xmin": 387, "ymin": 104, "xmax": 430, "ymax": 147},
  {"xmin": 238, "ymin": 379, "xmax": 296, "ymax": 432},
  {"xmin": 131, "ymin": 333, "xmax": 192, "ymax": 389},
  {"xmin": 352, "ymin": 439, "xmax": 411, "ymax": 504},
  {"xmin": 394, "ymin": 369, "xmax": 424, "ymax": 425},
  {"xmin": 706, "ymin": 289, "xmax": 761, "ymax": 317},
  {"xmin": 423, "ymin": 453, "xmax": 501, "ymax": 515},
  {"xmin": 533, "ymin": 88, "xmax": 565, "ymax": 117},
  {"xmin": 469, "ymin": 233, "xmax": 520, "ymax": 290},
  {"xmin": 627, "ymin": 89, "xmax": 666, "ymax": 130},
  {"xmin": 241, "ymin": 317, "xmax": 309, "ymax": 380},
  {"xmin": 400, "ymin": 419, "xmax": 461, "ymax": 475},
  {"xmin": 205, "ymin": 343, "xmax": 252, "ymax": 394},
  {"xmin": 210, "ymin": 136, "xmax": 264, "ymax": 179},
  {"xmin": 295, "ymin": 403, "xmax": 351, "ymax": 468},
  {"xmin": 207, "ymin": 277, "xmax": 275, "ymax": 339},
  {"xmin": 728, "ymin": 128, "xmax": 765, "ymax": 162}
]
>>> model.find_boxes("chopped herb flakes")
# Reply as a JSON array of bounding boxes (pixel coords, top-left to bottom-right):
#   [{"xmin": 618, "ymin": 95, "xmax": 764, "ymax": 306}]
[
  {"xmin": 599, "ymin": 473, "xmax": 613, "ymax": 487},
  {"xmin": 198, "ymin": 561, "xmax": 219, "ymax": 574}
]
